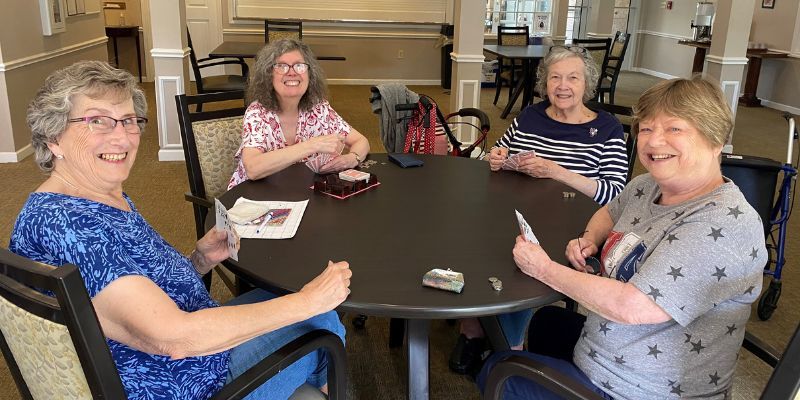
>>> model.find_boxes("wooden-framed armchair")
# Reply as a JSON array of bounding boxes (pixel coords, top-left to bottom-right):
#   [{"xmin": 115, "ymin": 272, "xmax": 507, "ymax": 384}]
[{"xmin": 0, "ymin": 247, "xmax": 347, "ymax": 400}]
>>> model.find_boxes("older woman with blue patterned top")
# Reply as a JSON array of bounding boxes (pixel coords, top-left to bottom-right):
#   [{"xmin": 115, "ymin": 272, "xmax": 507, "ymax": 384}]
[
  {"xmin": 9, "ymin": 60, "xmax": 350, "ymax": 400},
  {"xmin": 451, "ymin": 45, "xmax": 629, "ymax": 376}
]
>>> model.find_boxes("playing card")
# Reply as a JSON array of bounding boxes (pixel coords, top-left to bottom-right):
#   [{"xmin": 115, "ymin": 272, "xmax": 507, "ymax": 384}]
[
  {"xmin": 339, "ymin": 169, "xmax": 370, "ymax": 182},
  {"xmin": 516, "ymin": 150, "xmax": 536, "ymax": 161},
  {"xmin": 501, "ymin": 157, "xmax": 519, "ymax": 171},
  {"xmin": 515, "ymin": 209, "xmax": 540, "ymax": 244},
  {"xmin": 215, "ymin": 199, "xmax": 239, "ymax": 261},
  {"xmin": 502, "ymin": 150, "xmax": 537, "ymax": 172},
  {"xmin": 305, "ymin": 159, "xmax": 320, "ymax": 173}
]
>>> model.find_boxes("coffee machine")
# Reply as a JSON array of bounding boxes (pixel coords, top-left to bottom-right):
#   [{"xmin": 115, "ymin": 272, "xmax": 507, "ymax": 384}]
[{"xmin": 690, "ymin": 1, "xmax": 715, "ymax": 42}]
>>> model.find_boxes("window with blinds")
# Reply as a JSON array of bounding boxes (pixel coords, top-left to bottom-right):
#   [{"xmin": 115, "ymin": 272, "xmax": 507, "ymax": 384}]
[{"xmin": 233, "ymin": 0, "xmax": 448, "ymax": 24}]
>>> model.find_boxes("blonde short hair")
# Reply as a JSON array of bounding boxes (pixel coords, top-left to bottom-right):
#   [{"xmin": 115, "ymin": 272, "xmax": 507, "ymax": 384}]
[{"xmin": 633, "ymin": 76, "xmax": 733, "ymax": 147}]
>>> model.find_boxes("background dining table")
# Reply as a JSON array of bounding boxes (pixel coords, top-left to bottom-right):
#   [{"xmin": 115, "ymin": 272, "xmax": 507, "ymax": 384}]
[{"xmin": 483, "ymin": 44, "xmax": 550, "ymax": 119}]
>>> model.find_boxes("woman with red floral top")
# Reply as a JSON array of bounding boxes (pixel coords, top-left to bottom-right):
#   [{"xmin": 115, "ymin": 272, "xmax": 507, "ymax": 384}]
[{"xmin": 229, "ymin": 38, "xmax": 370, "ymax": 189}]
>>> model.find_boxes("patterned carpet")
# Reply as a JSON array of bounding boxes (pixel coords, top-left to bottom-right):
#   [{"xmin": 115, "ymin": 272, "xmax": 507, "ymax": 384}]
[{"xmin": 0, "ymin": 71, "xmax": 797, "ymax": 399}]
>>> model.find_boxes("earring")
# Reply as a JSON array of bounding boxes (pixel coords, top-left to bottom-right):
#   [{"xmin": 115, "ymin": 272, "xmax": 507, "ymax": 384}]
[{"xmin": 55, "ymin": 154, "xmax": 64, "ymax": 160}]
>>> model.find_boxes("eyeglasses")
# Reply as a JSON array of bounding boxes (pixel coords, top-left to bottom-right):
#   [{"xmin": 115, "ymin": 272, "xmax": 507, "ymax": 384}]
[
  {"xmin": 272, "ymin": 63, "xmax": 309, "ymax": 75},
  {"xmin": 549, "ymin": 45, "xmax": 588, "ymax": 55},
  {"xmin": 67, "ymin": 115, "xmax": 147, "ymax": 134}
]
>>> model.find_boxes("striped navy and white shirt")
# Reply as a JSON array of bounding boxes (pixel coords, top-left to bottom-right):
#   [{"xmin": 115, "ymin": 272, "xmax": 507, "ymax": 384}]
[{"xmin": 495, "ymin": 101, "xmax": 628, "ymax": 205}]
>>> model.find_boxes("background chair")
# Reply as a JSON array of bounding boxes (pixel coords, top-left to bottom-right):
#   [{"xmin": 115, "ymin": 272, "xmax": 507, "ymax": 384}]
[
  {"xmin": 0, "ymin": 247, "xmax": 347, "ymax": 400},
  {"xmin": 265, "ymin": 19, "xmax": 303, "ymax": 43},
  {"xmin": 493, "ymin": 25, "xmax": 530, "ymax": 106},
  {"xmin": 483, "ymin": 323, "xmax": 799, "ymax": 400},
  {"xmin": 586, "ymin": 101, "xmax": 636, "ymax": 182},
  {"xmin": 597, "ymin": 32, "xmax": 631, "ymax": 104},
  {"xmin": 571, "ymin": 37, "xmax": 612, "ymax": 99},
  {"xmin": 176, "ymin": 90, "xmax": 247, "ymax": 295},
  {"xmin": 187, "ymin": 30, "xmax": 249, "ymax": 111}
]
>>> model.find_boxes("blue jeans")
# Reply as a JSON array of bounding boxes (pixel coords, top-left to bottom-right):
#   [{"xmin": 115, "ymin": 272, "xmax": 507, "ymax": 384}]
[
  {"xmin": 477, "ymin": 351, "xmax": 613, "ymax": 400},
  {"xmin": 224, "ymin": 289, "xmax": 346, "ymax": 400},
  {"xmin": 497, "ymin": 309, "xmax": 534, "ymax": 347}
]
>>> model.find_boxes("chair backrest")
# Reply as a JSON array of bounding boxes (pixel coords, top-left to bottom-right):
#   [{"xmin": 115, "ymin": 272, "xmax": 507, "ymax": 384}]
[
  {"xmin": 572, "ymin": 38, "xmax": 611, "ymax": 97},
  {"xmin": 186, "ymin": 29, "xmax": 206, "ymax": 92},
  {"xmin": 0, "ymin": 248, "xmax": 126, "ymax": 399},
  {"xmin": 176, "ymin": 91, "xmax": 247, "ymax": 237},
  {"xmin": 265, "ymin": 19, "xmax": 303, "ymax": 43},
  {"xmin": 759, "ymin": 322, "xmax": 800, "ymax": 399},
  {"xmin": 605, "ymin": 32, "xmax": 631, "ymax": 80},
  {"xmin": 484, "ymin": 322, "xmax": 800, "ymax": 400},
  {"xmin": 586, "ymin": 101, "xmax": 635, "ymax": 182},
  {"xmin": 498, "ymin": 25, "xmax": 530, "ymax": 46}
]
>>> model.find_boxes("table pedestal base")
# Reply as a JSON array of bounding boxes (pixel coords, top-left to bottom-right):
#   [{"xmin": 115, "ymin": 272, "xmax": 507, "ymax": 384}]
[{"xmin": 407, "ymin": 319, "xmax": 430, "ymax": 400}]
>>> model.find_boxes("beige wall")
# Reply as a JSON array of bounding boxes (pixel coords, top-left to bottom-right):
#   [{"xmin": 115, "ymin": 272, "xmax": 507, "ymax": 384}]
[
  {"xmin": 220, "ymin": 2, "xmax": 443, "ymax": 83},
  {"xmin": 633, "ymin": 0, "xmax": 697, "ymax": 78},
  {"xmin": 0, "ymin": 0, "xmax": 107, "ymax": 156},
  {"xmin": 751, "ymin": 0, "xmax": 799, "ymax": 50}
]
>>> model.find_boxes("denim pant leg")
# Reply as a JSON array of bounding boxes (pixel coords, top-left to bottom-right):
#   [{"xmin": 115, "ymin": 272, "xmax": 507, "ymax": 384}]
[
  {"xmin": 497, "ymin": 309, "xmax": 534, "ymax": 347},
  {"xmin": 476, "ymin": 350, "xmax": 613, "ymax": 400},
  {"xmin": 224, "ymin": 289, "xmax": 346, "ymax": 400}
]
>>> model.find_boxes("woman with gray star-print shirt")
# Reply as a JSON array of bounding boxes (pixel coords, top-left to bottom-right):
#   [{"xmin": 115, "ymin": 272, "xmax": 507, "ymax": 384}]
[{"xmin": 477, "ymin": 76, "xmax": 767, "ymax": 399}]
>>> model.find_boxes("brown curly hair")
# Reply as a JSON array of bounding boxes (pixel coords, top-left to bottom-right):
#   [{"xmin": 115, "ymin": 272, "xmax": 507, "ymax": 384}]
[{"xmin": 246, "ymin": 38, "xmax": 328, "ymax": 112}]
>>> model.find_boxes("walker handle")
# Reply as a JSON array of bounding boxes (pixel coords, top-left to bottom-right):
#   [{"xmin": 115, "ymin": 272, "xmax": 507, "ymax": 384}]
[{"xmin": 783, "ymin": 113, "xmax": 796, "ymax": 165}]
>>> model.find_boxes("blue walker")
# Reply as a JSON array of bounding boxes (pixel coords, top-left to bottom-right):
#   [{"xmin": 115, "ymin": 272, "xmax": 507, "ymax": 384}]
[{"xmin": 721, "ymin": 114, "xmax": 798, "ymax": 320}]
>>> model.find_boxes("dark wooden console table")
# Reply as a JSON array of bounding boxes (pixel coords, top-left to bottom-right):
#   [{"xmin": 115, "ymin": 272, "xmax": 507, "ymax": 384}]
[
  {"xmin": 105, "ymin": 26, "xmax": 143, "ymax": 82},
  {"xmin": 677, "ymin": 40, "xmax": 788, "ymax": 107}
]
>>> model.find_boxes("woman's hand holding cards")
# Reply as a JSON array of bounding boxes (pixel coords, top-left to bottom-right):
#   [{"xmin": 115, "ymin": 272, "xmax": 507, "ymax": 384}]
[
  {"xmin": 488, "ymin": 147, "xmax": 508, "ymax": 171},
  {"xmin": 565, "ymin": 236, "xmax": 599, "ymax": 273},
  {"xmin": 308, "ymin": 133, "xmax": 345, "ymax": 155},
  {"xmin": 318, "ymin": 152, "xmax": 358, "ymax": 173}
]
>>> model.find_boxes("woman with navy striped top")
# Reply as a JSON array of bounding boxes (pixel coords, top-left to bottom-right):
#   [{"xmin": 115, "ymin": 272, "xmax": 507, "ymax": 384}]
[
  {"xmin": 451, "ymin": 45, "xmax": 629, "ymax": 377},
  {"xmin": 488, "ymin": 46, "xmax": 628, "ymax": 206}
]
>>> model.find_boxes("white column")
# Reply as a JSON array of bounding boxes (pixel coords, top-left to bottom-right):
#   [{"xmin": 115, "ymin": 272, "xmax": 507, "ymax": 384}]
[
  {"xmin": 703, "ymin": 0, "xmax": 755, "ymax": 147},
  {"xmin": 149, "ymin": 0, "xmax": 190, "ymax": 161},
  {"xmin": 450, "ymin": 0, "xmax": 485, "ymax": 144}
]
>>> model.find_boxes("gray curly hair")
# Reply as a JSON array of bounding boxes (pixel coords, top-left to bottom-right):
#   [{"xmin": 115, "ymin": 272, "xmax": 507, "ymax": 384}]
[
  {"xmin": 27, "ymin": 60, "xmax": 146, "ymax": 172},
  {"xmin": 534, "ymin": 46, "xmax": 600, "ymax": 103},
  {"xmin": 246, "ymin": 38, "xmax": 328, "ymax": 112}
]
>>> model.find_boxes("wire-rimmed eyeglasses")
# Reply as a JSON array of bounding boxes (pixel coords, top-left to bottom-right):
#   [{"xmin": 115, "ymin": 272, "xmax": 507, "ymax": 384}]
[
  {"xmin": 272, "ymin": 63, "xmax": 309, "ymax": 75},
  {"xmin": 549, "ymin": 45, "xmax": 588, "ymax": 55},
  {"xmin": 67, "ymin": 115, "xmax": 147, "ymax": 134}
]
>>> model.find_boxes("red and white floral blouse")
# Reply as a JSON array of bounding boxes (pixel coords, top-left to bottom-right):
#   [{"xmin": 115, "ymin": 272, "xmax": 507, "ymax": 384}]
[{"xmin": 228, "ymin": 100, "xmax": 351, "ymax": 189}]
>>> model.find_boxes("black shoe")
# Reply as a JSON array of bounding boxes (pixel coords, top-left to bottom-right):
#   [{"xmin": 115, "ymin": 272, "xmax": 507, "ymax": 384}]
[{"xmin": 449, "ymin": 334, "xmax": 487, "ymax": 375}]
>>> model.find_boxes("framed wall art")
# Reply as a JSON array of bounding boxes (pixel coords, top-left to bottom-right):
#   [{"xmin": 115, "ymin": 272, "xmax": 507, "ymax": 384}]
[
  {"xmin": 762, "ymin": 0, "xmax": 775, "ymax": 9},
  {"xmin": 39, "ymin": 0, "xmax": 68, "ymax": 36}
]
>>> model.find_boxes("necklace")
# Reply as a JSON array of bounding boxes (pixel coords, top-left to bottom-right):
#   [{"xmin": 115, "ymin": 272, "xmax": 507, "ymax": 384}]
[
  {"xmin": 51, "ymin": 172, "xmax": 128, "ymax": 211},
  {"xmin": 547, "ymin": 106, "xmax": 594, "ymax": 124}
]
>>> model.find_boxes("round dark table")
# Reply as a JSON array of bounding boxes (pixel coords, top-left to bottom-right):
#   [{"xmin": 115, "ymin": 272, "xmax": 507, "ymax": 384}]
[{"xmin": 215, "ymin": 154, "xmax": 599, "ymax": 400}]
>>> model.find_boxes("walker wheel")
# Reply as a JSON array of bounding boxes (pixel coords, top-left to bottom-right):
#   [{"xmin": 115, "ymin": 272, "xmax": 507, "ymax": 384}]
[{"xmin": 757, "ymin": 280, "xmax": 782, "ymax": 321}]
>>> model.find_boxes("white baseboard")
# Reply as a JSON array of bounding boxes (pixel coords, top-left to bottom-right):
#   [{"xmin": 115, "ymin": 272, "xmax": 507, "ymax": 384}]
[
  {"xmin": 760, "ymin": 100, "xmax": 800, "ymax": 116},
  {"xmin": 327, "ymin": 79, "xmax": 441, "ymax": 86},
  {"xmin": 0, "ymin": 144, "xmax": 34, "ymax": 163},
  {"xmin": 158, "ymin": 149, "xmax": 185, "ymax": 162},
  {"xmin": 631, "ymin": 67, "xmax": 680, "ymax": 80}
]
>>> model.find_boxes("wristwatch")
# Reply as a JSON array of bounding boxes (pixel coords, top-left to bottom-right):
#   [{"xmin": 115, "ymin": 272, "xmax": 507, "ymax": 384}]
[{"xmin": 352, "ymin": 151, "xmax": 362, "ymax": 163}]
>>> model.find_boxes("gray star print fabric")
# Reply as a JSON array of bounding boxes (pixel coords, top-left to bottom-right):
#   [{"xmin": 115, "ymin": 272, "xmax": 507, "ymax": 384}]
[{"xmin": 574, "ymin": 173, "xmax": 767, "ymax": 399}]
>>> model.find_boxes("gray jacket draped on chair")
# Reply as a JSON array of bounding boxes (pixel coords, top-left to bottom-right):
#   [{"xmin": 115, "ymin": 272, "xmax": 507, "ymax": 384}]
[{"xmin": 370, "ymin": 83, "xmax": 419, "ymax": 153}]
